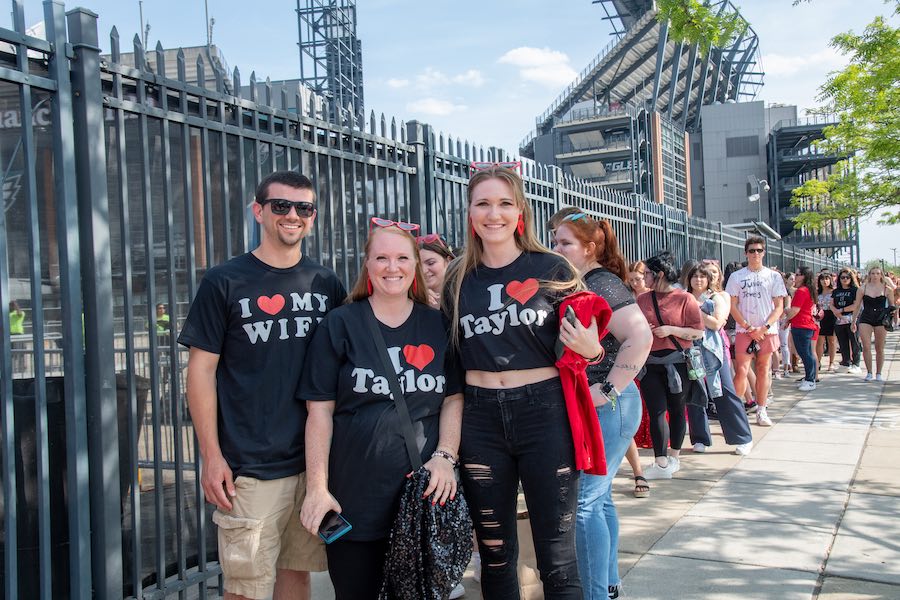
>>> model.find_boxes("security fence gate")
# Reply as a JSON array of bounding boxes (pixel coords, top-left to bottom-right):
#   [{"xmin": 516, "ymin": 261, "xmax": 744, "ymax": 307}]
[{"xmin": 0, "ymin": 1, "xmax": 840, "ymax": 598}]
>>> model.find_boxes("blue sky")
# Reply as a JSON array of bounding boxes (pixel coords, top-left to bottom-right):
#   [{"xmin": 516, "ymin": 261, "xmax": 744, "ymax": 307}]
[{"xmin": 12, "ymin": 0, "xmax": 899, "ymax": 264}]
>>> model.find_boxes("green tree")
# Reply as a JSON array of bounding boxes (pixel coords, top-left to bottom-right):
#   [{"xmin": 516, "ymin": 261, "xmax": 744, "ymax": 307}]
[
  {"xmin": 655, "ymin": 0, "xmax": 745, "ymax": 55},
  {"xmin": 792, "ymin": 3, "xmax": 900, "ymax": 227}
]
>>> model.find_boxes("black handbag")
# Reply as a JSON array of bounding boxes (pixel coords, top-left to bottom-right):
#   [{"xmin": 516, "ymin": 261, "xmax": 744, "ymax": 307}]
[
  {"xmin": 882, "ymin": 298, "xmax": 896, "ymax": 332},
  {"xmin": 362, "ymin": 301, "xmax": 472, "ymax": 600}
]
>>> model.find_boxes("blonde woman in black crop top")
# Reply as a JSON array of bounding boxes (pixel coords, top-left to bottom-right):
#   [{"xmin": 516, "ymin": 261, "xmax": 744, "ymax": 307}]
[
  {"xmin": 852, "ymin": 266, "xmax": 896, "ymax": 381},
  {"xmin": 442, "ymin": 165, "xmax": 601, "ymax": 599}
]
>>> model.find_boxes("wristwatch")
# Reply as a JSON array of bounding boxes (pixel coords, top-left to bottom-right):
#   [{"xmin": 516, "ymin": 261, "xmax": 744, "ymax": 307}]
[{"xmin": 600, "ymin": 382, "xmax": 619, "ymax": 402}]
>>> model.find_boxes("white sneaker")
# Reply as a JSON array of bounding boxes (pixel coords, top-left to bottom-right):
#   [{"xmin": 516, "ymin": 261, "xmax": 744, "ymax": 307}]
[
  {"xmin": 848, "ymin": 365, "xmax": 862, "ymax": 374},
  {"xmin": 734, "ymin": 442, "xmax": 753, "ymax": 456},
  {"xmin": 471, "ymin": 552, "xmax": 481, "ymax": 583},
  {"xmin": 449, "ymin": 582, "xmax": 466, "ymax": 599},
  {"xmin": 876, "ymin": 374, "xmax": 884, "ymax": 382},
  {"xmin": 693, "ymin": 443, "xmax": 707, "ymax": 453},
  {"xmin": 865, "ymin": 373, "xmax": 874, "ymax": 381},
  {"xmin": 798, "ymin": 380, "xmax": 817, "ymax": 392},
  {"xmin": 756, "ymin": 409, "xmax": 773, "ymax": 427},
  {"xmin": 643, "ymin": 460, "xmax": 676, "ymax": 480},
  {"xmin": 669, "ymin": 456, "xmax": 681, "ymax": 474}
]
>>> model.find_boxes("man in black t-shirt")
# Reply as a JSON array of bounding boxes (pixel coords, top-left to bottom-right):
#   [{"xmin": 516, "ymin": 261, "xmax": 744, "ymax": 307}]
[{"xmin": 179, "ymin": 171, "xmax": 345, "ymax": 600}]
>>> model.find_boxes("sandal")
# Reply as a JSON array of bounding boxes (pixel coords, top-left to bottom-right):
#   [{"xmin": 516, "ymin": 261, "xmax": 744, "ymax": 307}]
[{"xmin": 634, "ymin": 476, "xmax": 650, "ymax": 498}]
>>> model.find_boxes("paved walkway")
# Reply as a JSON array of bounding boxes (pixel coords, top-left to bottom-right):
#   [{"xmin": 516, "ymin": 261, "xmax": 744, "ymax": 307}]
[{"xmin": 311, "ymin": 332, "xmax": 900, "ymax": 599}]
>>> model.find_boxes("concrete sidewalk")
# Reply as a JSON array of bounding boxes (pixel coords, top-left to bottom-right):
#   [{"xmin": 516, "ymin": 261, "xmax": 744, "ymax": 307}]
[
  {"xmin": 311, "ymin": 332, "xmax": 900, "ymax": 599},
  {"xmin": 619, "ymin": 332, "xmax": 900, "ymax": 600}
]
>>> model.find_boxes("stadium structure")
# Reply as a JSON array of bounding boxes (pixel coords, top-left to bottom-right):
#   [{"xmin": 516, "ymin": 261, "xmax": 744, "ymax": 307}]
[{"xmin": 518, "ymin": 1, "xmax": 855, "ymax": 261}]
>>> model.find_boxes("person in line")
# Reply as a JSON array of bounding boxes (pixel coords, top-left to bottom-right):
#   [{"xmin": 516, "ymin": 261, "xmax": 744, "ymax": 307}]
[
  {"xmin": 815, "ymin": 272, "xmax": 838, "ymax": 374},
  {"xmin": 684, "ymin": 262, "xmax": 754, "ymax": 456},
  {"xmin": 785, "ymin": 267, "xmax": 819, "ymax": 392},
  {"xmin": 442, "ymin": 164, "xmax": 602, "ymax": 598},
  {"xmin": 723, "ymin": 262, "xmax": 757, "ymax": 411},
  {"xmin": 725, "ymin": 237, "xmax": 787, "ymax": 427},
  {"xmin": 550, "ymin": 209, "xmax": 652, "ymax": 600},
  {"xmin": 625, "ymin": 261, "xmax": 654, "ymax": 473},
  {"xmin": 179, "ymin": 171, "xmax": 345, "ymax": 600},
  {"xmin": 418, "ymin": 233, "xmax": 456, "ymax": 309},
  {"xmin": 852, "ymin": 266, "xmax": 896, "ymax": 381},
  {"xmin": 636, "ymin": 251, "xmax": 705, "ymax": 479},
  {"xmin": 831, "ymin": 269, "xmax": 862, "ymax": 373},
  {"xmin": 299, "ymin": 220, "xmax": 464, "ymax": 599},
  {"xmin": 778, "ymin": 271, "xmax": 797, "ymax": 378}
]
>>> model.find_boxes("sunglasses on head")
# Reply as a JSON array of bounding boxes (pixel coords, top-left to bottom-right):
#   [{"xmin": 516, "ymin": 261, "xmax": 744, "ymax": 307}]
[
  {"xmin": 370, "ymin": 217, "xmax": 420, "ymax": 233},
  {"xmin": 416, "ymin": 232, "xmax": 448, "ymax": 246},
  {"xmin": 746, "ymin": 248, "xmax": 765, "ymax": 254},
  {"xmin": 562, "ymin": 212, "xmax": 589, "ymax": 223},
  {"xmin": 470, "ymin": 161, "xmax": 522, "ymax": 175},
  {"xmin": 257, "ymin": 198, "xmax": 315, "ymax": 217}
]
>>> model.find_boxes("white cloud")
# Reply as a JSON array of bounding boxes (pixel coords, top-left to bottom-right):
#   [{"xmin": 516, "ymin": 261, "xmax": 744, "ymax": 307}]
[
  {"xmin": 414, "ymin": 67, "xmax": 485, "ymax": 89},
  {"xmin": 386, "ymin": 78, "xmax": 409, "ymax": 89},
  {"xmin": 498, "ymin": 46, "xmax": 578, "ymax": 87},
  {"xmin": 452, "ymin": 69, "xmax": 485, "ymax": 87},
  {"xmin": 762, "ymin": 48, "xmax": 846, "ymax": 77},
  {"xmin": 406, "ymin": 98, "xmax": 468, "ymax": 116}
]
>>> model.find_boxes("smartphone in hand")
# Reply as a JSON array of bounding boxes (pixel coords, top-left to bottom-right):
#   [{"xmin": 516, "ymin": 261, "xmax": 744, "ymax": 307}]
[
  {"xmin": 555, "ymin": 306, "xmax": 580, "ymax": 360},
  {"xmin": 318, "ymin": 510, "xmax": 352, "ymax": 544}
]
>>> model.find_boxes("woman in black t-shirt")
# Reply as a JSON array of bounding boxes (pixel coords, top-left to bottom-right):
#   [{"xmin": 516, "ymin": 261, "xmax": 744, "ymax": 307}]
[
  {"xmin": 442, "ymin": 165, "xmax": 601, "ymax": 599},
  {"xmin": 550, "ymin": 209, "xmax": 652, "ymax": 599},
  {"xmin": 299, "ymin": 223, "xmax": 464, "ymax": 599},
  {"xmin": 830, "ymin": 269, "xmax": 861, "ymax": 371}
]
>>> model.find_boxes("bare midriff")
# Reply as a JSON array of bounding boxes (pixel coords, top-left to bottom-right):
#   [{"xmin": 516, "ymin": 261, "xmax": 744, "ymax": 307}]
[{"xmin": 465, "ymin": 366, "xmax": 559, "ymax": 389}]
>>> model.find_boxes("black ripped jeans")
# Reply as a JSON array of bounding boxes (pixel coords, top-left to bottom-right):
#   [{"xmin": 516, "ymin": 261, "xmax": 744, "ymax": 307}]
[{"xmin": 459, "ymin": 378, "xmax": 582, "ymax": 599}]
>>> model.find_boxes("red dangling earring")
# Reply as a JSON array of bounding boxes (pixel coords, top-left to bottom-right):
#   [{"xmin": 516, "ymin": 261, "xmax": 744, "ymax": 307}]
[
  {"xmin": 516, "ymin": 214, "xmax": 525, "ymax": 236},
  {"xmin": 469, "ymin": 218, "xmax": 478, "ymax": 239},
  {"xmin": 412, "ymin": 278, "xmax": 418, "ymax": 295},
  {"xmin": 366, "ymin": 277, "xmax": 373, "ymax": 295}
]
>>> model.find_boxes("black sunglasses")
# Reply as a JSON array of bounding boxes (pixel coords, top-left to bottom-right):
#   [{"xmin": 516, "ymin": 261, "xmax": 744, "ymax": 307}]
[
  {"xmin": 746, "ymin": 248, "xmax": 765, "ymax": 254},
  {"xmin": 258, "ymin": 198, "xmax": 316, "ymax": 217}
]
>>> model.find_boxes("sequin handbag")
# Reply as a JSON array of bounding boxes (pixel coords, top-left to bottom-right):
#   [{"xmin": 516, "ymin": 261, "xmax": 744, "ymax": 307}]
[{"xmin": 362, "ymin": 302, "xmax": 473, "ymax": 600}]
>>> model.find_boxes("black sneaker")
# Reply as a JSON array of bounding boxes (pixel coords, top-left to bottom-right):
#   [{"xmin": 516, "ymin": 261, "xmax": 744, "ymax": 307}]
[
  {"xmin": 744, "ymin": 399, "xmax": 758, "ymax": 413},
  {"xmin": 608, "ymin": 584, "xmax": 621, "ymax": 599}
]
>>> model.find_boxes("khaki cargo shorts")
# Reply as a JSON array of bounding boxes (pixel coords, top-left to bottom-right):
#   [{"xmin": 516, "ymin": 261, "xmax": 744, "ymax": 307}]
[{"xmin": 212, "ymin": 472, "xmax": 326, "ymax": 599}]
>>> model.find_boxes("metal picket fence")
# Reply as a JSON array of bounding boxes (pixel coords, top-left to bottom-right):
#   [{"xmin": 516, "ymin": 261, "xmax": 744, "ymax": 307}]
[{"xmin": 0, "ymin": 1, "xmax": 840, "ymax": 599}]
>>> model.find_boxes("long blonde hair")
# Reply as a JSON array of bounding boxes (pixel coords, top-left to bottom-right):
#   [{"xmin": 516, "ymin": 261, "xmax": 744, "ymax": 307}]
[
  {"xmin": 348, "ymin": 226, "xmax": 428, "ymax": 304},
  {"xmin": 442, "ymin": 166, "xmax": 582, "ymax": 346}
]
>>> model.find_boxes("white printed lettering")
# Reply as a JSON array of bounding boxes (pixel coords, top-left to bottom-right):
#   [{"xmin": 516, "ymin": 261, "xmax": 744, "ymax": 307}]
[
  {"xmin": 487, "ymin": 283, "xmax": 505, "ymax": 311},
  {"xmin": 243, "ymin": 320, "xmax": 274, "ymax": 344},
  {"xmin": 238, "ymin": 298, "xmax": 252, "ymax": 318}
]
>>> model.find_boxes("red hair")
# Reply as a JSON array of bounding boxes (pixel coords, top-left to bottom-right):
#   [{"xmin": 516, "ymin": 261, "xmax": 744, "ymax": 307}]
[{"xmin": 554, "ymin": 214, "xmax": 628, "ymax": 281}]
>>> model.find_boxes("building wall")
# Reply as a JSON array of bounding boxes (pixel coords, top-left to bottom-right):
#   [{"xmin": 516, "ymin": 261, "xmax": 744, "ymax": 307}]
[{"xmin": 699, "ymin": 100, "xmax": 769, "ymax": 225}]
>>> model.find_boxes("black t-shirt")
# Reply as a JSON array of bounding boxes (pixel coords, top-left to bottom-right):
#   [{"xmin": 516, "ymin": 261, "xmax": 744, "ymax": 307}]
[
  {"xmin": 177, "ymin": 253, "xmax": 346, "ymax": 480},
  {"xmin": 583, "ymin": 267, "xmax": 634, "ymax": 385},
  {"xmin": 456, "ymin": 251, "xmax": 575, "ymax": 371},
  {"xmin": 832, "ymin": 286, "xmax": 857, "ymax": 312},
  {"xmin": 299, "ymin": 301, "xmax": 462, "ymax": 541}
]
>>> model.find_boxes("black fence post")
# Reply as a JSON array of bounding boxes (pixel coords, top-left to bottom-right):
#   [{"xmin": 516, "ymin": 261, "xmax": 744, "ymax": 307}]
[
  {"xmin": 46, "ymin": 1, "xmax": 93, "ymax": 597},
  {"xmin": 718, "ymin": 222, "xmax": 725, "ymax": 265},
  {"xmin": 67, "ymin": 8, "xmax": 123, "ymax": 598},
  {"xmin": 406, "ymin": 120, "xmax": 435, "ymax": 234}
]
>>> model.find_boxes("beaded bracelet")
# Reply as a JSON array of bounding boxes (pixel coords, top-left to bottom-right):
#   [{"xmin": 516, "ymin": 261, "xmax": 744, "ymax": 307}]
[{"xmin": 431, "ymin": 449, "xmax": 458, "ymax": 467}]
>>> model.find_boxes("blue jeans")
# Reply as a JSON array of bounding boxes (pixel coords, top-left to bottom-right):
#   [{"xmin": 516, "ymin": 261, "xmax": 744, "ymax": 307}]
[
  {"xmin": 791, "ymin": 327, "xmax": 817, "ymax": 382},
  {"xmin": 575, "ymin": 382, "xmax": 642, "ymax": 598}
]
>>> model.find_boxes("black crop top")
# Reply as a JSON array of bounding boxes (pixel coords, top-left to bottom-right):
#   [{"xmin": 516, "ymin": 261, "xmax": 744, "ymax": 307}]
[{"xmin": 455, "ymin": 251, "xmax": 575, "ymax": 372}]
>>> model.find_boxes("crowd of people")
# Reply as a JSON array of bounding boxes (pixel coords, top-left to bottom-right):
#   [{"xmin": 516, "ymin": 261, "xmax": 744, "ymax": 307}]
[{"xmin": 178, "ymin": 166, "xmax": 897, "ymax": 600}]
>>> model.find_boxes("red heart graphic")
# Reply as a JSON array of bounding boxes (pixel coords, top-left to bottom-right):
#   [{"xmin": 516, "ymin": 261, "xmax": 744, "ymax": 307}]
[
  {"xmin": 506, "ymin": 279, "xmax": 539, "ymax": 304},
  {"xmin": 403, "ymin": 344, "xmax": 435, "ymax": 371},
  {"xmin": 257, "ymin": 294, "xmax": 286, "ymax": 315}
]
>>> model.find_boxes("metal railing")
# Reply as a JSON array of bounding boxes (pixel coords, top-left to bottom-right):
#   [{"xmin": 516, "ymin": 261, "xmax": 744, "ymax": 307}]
[
  {"xmin": 772, "ymin": 113, "xmax": 840, "ymax": 130},
  {"xmin": 0, "ymin": 2, "xmax": 842, "ymax": 598}
]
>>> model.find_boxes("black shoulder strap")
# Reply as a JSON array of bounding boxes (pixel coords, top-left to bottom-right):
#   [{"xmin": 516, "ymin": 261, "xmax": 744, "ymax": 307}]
[
  {"xmin": 650, "ymin": 291, "xmax": 684, "ymax": 351},
  {"xmin": 362, "ymin": 300, "xmax": 424, "ymax": 470}
]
